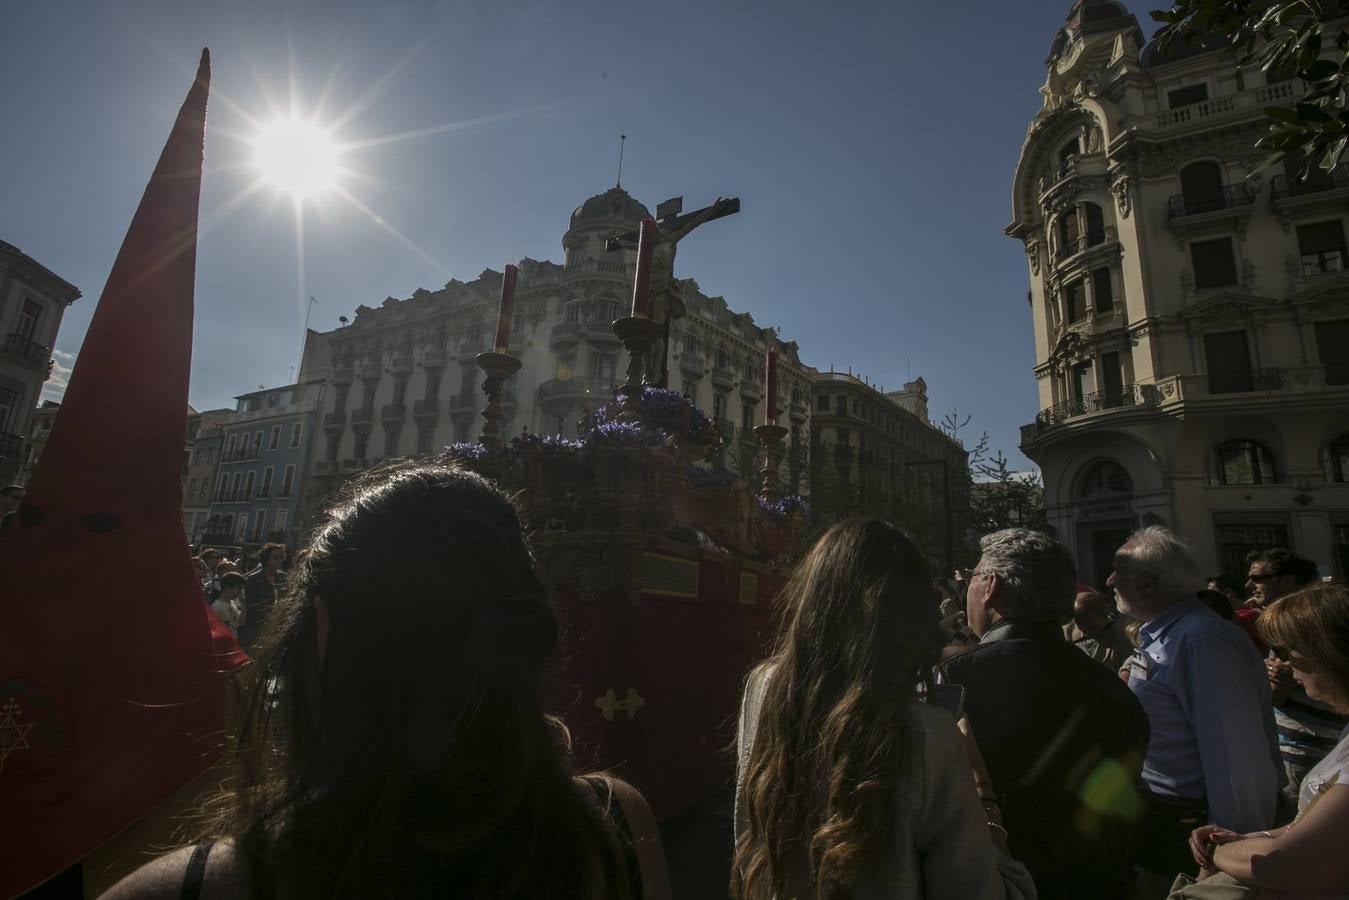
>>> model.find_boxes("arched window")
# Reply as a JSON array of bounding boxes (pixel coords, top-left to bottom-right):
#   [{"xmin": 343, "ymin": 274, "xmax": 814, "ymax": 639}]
[
  {"xmin": 1084, "ymin": 202, "xmax": 1106, "ymax": 247},
  {"xmin": 1059, "ymin": 137, "xmax": 1080, "ymax": 166},
  {"xmin": 1180, "ymin": 161, "xmax": 1225, "ymax": 215},
  {"xmin": 1057, "ymin": 208, "xmax": 1080, "ymax": 257},
  {"xmin": 1079, "ymin": 460, "xmax": 1134, "ymax": 499},
  {"xmin": 1326, "ymin": 435, "xmax": 1349, "ymax": 482},
  {"xmin": 1212, "ymin": 439, "xmax": 1279, "ymax": 485}
]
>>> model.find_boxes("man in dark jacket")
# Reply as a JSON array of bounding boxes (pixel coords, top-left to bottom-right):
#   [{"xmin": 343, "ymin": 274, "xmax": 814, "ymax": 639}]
[
  {"xmin": 240, "ymin": 542, "xmax": 287, "ymax": 651},
  {"xmin": 940, "ymin": 528, "xmax": 1150, "ymax": 900}
]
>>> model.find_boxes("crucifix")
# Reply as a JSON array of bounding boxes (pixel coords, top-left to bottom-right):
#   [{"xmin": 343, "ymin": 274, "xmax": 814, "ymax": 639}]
[{"xmin": 606, "ymin": 195, "xmax": 740, "ymax": 387}]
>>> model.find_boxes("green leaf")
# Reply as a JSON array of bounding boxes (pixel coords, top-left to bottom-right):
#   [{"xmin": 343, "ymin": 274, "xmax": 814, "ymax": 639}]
[
  {"xmin": 1295, "ymin": 102, "xmax": 1334, "ymax": 121},
  {"xmin": 1265, "ymin": 105, "xmax": 1307, "ymax": 123},
  {"xmin": 1304, "ymin": 59, "xmax": 1340, "ymax": 80}
]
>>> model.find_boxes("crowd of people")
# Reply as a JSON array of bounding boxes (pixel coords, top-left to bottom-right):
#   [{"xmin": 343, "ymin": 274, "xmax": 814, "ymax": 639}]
[{"xmin": 91, "ymin": 460, "xmax": 1348, "ymax": 899}]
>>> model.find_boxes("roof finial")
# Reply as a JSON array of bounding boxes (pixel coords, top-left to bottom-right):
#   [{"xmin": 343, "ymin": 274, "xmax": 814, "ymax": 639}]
[{"xmin": 616, "ymin": 134, "xmax": 626, "ymax": 188}]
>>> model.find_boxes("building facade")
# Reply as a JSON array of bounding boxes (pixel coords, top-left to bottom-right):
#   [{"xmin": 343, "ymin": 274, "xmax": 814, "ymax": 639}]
[
  {"xmin": 182, "ymin": 407, "xmax": 234, "ymax": 541},
  {"xmin": 1008, "ymin": 1, "xmax": 1349, "ymax": 585},
  {"xmin": 206, "ymin": 382, "xmax": 322, "ymax": 548},
  {"xmin": 16, "ymin": 401, "xmax": 59, "ymax": 486},
  {"xmin": 809, "ymin": 373, "xmax": 971, "ymax": 571},
  {"xmin": 0, "ymin": 240, "xmax": 80, "ymax": 484},
  {"xmin": 296, "ymin": 186, "xmax": 819, "ymax": 511}
]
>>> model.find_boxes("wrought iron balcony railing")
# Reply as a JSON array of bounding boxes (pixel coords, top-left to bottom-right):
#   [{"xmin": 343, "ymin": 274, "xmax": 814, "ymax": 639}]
[
  {"xmin": 2, "ymin": 332, "xmax": 50, "ymax": 369},
  {"xmin": 1167, "ymin": 183, "xmax": 1254, "ymax": 219},
  {"xmin": 1271, "ymin": 162, "xmax": 1349, "ymax": 200},
  {"xmin": 1034, "ymin": 384, "xmax": 1153, "ymax": 429}
]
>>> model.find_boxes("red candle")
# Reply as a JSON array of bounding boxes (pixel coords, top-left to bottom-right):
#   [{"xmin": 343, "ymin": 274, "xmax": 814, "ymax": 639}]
[
  {"xmin": 630, "ymin": 217, "xmax": 657, "ymax": 316},
  {"xmin": 765, "ymin": 345, "xmax": 779, "ymax": 424},
  {"xmin": 494, "ymin": 263, "xmax": 518, "ymax": 352}
]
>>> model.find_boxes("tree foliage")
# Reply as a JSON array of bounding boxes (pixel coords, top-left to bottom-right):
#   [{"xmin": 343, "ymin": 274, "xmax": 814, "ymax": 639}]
[{"xmin": 1151, "ymin": 1, "xmax": 1349, "ymax": 175}]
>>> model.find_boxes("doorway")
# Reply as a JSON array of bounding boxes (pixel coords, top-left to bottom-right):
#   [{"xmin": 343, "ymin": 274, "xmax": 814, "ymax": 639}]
[{"xmin": 1086, "ymin": 524, "xmax": 1134, "ymax": 593}]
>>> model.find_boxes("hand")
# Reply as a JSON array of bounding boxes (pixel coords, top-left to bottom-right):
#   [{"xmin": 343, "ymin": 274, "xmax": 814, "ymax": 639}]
[
  {"xmin": 1267, "ymin": 657, "xmax": 1297, "ymax": 704},
  {"xmin": 1188, "ymin": 824, "xmax": 1241, "ymax": 871}
]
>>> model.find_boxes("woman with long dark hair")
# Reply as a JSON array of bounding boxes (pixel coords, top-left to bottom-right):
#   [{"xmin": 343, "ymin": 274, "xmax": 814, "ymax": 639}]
[
  {"xmin": 104, "ymin": 462, "xmax": 671, "ymax": 899},
  {"xmin": 732, "ymin": 518, "xmax": 1035, "ymax": 899}
]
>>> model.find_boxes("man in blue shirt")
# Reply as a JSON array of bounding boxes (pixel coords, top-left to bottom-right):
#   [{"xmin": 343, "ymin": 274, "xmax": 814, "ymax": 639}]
[{"xmin": 1107, "ymin": 526, "xmax": 1280, "ymax": 884}]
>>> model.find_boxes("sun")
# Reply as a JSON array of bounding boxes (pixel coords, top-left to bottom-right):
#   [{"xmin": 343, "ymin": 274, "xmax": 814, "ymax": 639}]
[{"xmin": 252, "ymin": 118, "xmax": 340, "ymax": 198}]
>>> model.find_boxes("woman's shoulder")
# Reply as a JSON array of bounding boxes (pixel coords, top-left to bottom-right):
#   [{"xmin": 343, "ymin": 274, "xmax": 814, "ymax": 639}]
[{"xmin": 99, "ymin": 840, "xmax": 247, "ymax": 900}]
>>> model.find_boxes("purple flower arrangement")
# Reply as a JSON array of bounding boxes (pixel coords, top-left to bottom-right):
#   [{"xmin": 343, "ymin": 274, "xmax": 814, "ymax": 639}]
[
  {"xmin": 442, "ymin": 441, "xmax": 489, "ymax": 461},
  {"xmin": 588, "ymin": 419, "xmax": 667, "ymax": 448},
  {"xmin": 615, "ymin": 386, "xmax": 718, "ymax": 445},
  {"xmin": 757, "ymin": 494, "xmax": 809, "ymax": 518}
]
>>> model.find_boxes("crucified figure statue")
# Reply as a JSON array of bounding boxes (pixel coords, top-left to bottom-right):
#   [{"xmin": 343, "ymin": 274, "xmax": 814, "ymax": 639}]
[{"xmin": 608, "ymin": 196, "xmax": 740, "ymax": 386}]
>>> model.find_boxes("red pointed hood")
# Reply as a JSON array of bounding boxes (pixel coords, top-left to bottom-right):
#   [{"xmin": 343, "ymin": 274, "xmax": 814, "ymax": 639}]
[{"xmin": 0, "ymin": 50, "xmax": 244, "ymax": 897}]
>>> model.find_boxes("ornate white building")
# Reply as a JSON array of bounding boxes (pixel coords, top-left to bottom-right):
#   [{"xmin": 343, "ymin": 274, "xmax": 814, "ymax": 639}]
[{"xmin": 1008, "ymin": 0, "xmax": 1349, "ymax": 586}]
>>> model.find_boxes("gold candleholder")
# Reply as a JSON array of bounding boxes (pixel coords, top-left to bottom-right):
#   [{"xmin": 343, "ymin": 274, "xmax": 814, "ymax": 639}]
[
  {"xmin": 611, "ymin": 315, "xmax": 663, "ymax": 422},
  {"xmin": 754, "ymin": 423, "xmax": 788, "ymax": 501}
]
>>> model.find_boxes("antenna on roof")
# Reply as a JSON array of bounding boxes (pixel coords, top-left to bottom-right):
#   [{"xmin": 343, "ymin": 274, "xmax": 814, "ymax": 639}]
[{"xmin": 616, "ymin": 135, "xmax": 626, "ymax": 188}]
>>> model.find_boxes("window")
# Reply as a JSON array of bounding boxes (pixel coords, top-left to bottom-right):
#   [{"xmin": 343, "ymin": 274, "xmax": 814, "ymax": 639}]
[
  {"xmin": 1204, "ymin": 330, "xmax": 1253, "ymax": 393},
  {"xmin": 555, "ymin": 355, "xmax": 576, "ymax": 380},
  {"xmin": 325, "ymin": 434, "xmax": 340, "ymax": 462},
  {"xmin": 425, "ymin": 371, "xmax": 441, "ymax": 401},
  {"xmin": 741, "ymin": 403, "xmax": 756, "ymax": 433},
  {"xmin": 252, "ymin": 513, "xmax": 267, "ymax": 543},
  {"xmin": 393, "ymin": 376, "xmax": 408, "ymax": 406},
  {"xmin": 1215, "ymin": 522, "xmax": 1290, "ymax": 582},
  {"xmin": 715, "ymin": 349, "xmax": 729, "ymax": 370},
  {"xmin": 274, "ymin": 509, "xmax": 289, "ymax": 533},
  {"xmin": 259, "ymin": 467, "xmax": 274, "ymax": 498},
  {"xmin": 269, "ymin": 426, "xmax": 281, "ymax": 451},
  {"xmin": 1297, "ymin": 221, "xmax": 1347, "ymax": 275},
  {"xmin": 712, "ymin": 392, "xmax": 726, "ymax": 422},
  {"xmin": 1168, "ymin": 83, "xmax": 1209, "ymax": 108},
  {"xmin": 565, "ymin": 303, "xmax": 580, "ymax": 324},
  {"xmin": 216, "ymin": 474, "xmax": 228, "ymax": 501},
  {"xmin": 244, "ymin": 471, "xmax": 256, "ymax": 500},
  {"xmin": 685, "ymin": 334, "xmax": 700, "ymax": 356},
  {"xmin": 1315, "ymin": 319, "xmax": 1349, "ymax": 384},
  {"xmin": 745, "ymin": 363, "xmax": 757, "ymax": 383},
  {"xmin": 224, "ymin": 435, "xmax": 236, "ymax": 458},
  {"xmin": 252, "ymin": 432, "xmax": 263, "ymax": 457},
  {"xmin": 596, "ymin": 300, "xmax": 618, "ymax": 323},
  {"xmin": 590, "ymin": 353, "xmax": 617, "ymax": 381},
  {"xmin": 231, "ymin": 472, "xmax": 243, "ymax": 500},
  {"xmin": 1326, "ymin": 435, "xmax": 1349, "ymax": 482},
  {"xmin": 335, "ymin": 385, "xmax": 350, "ymax": 413},
  {"xmin": 1100, "ymin": 351, "xmax": 1124, "ymax": 401},
  {"xmin": 835, "ymin": 395, "xmax": 847, "ymax": 416},
  {"xmin": 237, "ymin": 514, "xmax": 249, "ymax": 541},
  {"xmin": 466, "ymin": 323, "xmax": 484, "ymax": 344},
  {"xmin": 417, "ymin": 426, "xmax": 435, "ymax": 454},
  {"xmin": 817, "ymin": 394, "xmax": 830, "ymax": 412},
  {"xmin": 207, "ymin": 448, "xmax": 216, "ymax": 465},
  {"xmin": 1191, "ymin": 237, "xmax": 1238, "ymax": 289},
  {"xmin": 1092, "ymin": 267, "xmax": 1114, "ymax": 313},
  {"xmin": 1213, "ymin": 439, "xmax": 1278, "ymax": 485},
  {"xmin": 1084, "ymin": 203, "xmax": 1105, "ymax": 247},
  {"xmin": 290, "ymin": 423, "xmax": 302, "ymax": 448},
  {"xmin": 1179, "ymin": 161, "xmax": 1225, "ymax": 215},
  {"xmin": 17, "ymin": 299, "xmax": 41, "ymax": 341},
  {"xmin": 1065, "ymin": 279, "xmax": 1086, "ymax": 323},
  {"xmin": 280, "ymin": 465, "xmax": 295, "ymax": 496},
  {"xmin": 354, "ymin": 432, "xmax": 368, "ymax": 460},
  {"xmin": 361, "ymin": 382, "xmax": 377, "ymax": 410},
  {"xmin": 513, "ymin": 316, "xmax": 526, "ymax": 334},
  {"xmin": 1057, "ymin": 208, "xmax": 1079, "ymax": 257},
  {"xmin": 1058, "ymin": 137, "xmax": 1079, "ymax": 165},
  {"xmin": 384, "ymin": 425, "xmax": 400, "ymax": 457}
]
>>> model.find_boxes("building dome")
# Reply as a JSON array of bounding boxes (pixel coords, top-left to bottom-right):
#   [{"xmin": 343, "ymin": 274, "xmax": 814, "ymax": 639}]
[
  {"xmin": 569, "ymin": 186, "xmax": 651, "ymax": 230},
  {"xmin": 1049, "ymin": 0, "xmax": 1142, "ymax": 61}
]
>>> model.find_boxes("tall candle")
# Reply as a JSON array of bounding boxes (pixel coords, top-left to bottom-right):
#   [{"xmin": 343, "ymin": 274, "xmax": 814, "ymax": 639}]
[
  {"xmin": 630, "ymin": 217, "xmax": 657, "ymax": 316},
  {"xmin": 494, "ymin": 263, "xmax": 518, "ymax": 352},
  {"xmin": 765, "ymin": 345, "xmax": 779, "ymax": 424}
]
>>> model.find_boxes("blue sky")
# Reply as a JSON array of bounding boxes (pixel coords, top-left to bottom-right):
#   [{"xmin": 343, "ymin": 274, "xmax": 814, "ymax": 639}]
[{"xmin": 1, "ymin": 1, "xmax": 1160, "ymax": 469}]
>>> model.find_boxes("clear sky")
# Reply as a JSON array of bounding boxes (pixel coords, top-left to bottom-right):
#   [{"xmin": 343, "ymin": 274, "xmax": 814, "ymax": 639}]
[{"xmin": 1, "ymin": 0, "xmax": 1160, "ymax": 469}]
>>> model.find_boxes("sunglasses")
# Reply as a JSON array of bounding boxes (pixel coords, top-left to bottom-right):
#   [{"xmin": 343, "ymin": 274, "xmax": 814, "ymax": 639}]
[{"xmin": 1247, "ymin": 573, "xmax": 1281, "ymax": 583}]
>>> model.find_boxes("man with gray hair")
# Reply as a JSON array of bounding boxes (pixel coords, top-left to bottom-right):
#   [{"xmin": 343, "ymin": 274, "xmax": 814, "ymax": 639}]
[
  {"xmin": 940, "ymin": 528, "xmax": 1149, "ymax": 900},
  {"xmin": 1107, "ymin": 526, "xmax": 1280, "ymax": 886}
]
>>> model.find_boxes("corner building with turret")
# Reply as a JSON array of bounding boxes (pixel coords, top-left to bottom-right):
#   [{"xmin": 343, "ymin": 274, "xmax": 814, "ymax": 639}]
[{"xmin": 1008, "ymin": 1, "xmax": 1349, "ymax": 586}]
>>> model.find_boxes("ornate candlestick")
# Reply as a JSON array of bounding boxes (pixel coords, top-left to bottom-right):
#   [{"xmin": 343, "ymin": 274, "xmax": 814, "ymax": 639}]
[
  {"xmin": 754, "ymin": 423, "xmax": 788, "ymax": 501},
  {"xmin": 476, "ymin": 350, "xmax": 522, "ymax": 447},
  {"xmin": 611, "ymin": 315, "xmax": 662, "ymax": 421}
]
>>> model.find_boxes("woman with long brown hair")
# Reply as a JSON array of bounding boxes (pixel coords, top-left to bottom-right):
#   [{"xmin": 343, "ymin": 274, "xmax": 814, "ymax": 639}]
[
  {"xmin": 733, "ymin": 518, "xmax": 1035, "ymax": 899},
  {"xmin": 104, "ymin": 462, "xmax": 670, "ymax": 899}
]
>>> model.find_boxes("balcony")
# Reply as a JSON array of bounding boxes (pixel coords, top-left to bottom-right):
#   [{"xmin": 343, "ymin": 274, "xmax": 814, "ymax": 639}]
[
  {"xmin": 0, "ymin": 431, "xmax": 22, "ymax": 460},
  {"xmin": 680, "ymin": 355, "xmax": 706, "ymax": 378},
  {"xmin": 422, "ymin": 347, "xmax": 449, "ymax": 368},
  {"xmin": 537, "ymin": 377, "xmax": 619, "ymax": 404},
  {"xmin": 789, "ymin": 400, "xmax": 808, "ymax": 421},
  {"xmin": 1032, "ymin": 384, "xmax": 1155, "ymax": 432},
  {"xmin": 716, "ymin": 418, "xmax": 735, "ymax": 442},
  {"xmin": 351, "ymin": 407, "xmax": 373, "ymax": 425},
  {"xmin": 449, "ymin": 391, "xmax": 478, "ymax": 412},
  {"xmin": 551, "ymin": 321, "xmax": 584, "ymax": 345},
  {"xmin": 1271, "ymin": 162, "xmax": 1349, "ymax": 201},
  {"xmin": 1300, "ymin": 250, "xmax": 1346, "ymax": 277},
  {"xmin": 1037, "ymin": 152, "xmax": 1108, "ymax": 197},
  {"xmin": 1167, "ymin": 184, "xmax": 1254, "ymax": 220},
  {"xmin": 1209, "ymin": 368, "xmax": 1282, "ymax": 394},
  {"xmin": 1150, "ymin": 82, "xmax": 1300, "ymax": 132},
  {"xmin": 711, "ymin": 366, "xmax": 734, "ymax": 389},
  {"xmin": 2, "ymin": 333, "xmax": 50, "ymax": 370},
  {"xmin": 311, "ymin": 460, "xmax": 335, "ymax": 475},
  {"xmin": 564, "ymin": 260, "xmax": 632, "ymax": 277},
  {"xmin": 341, "ymin": 458, "xmax": 370, "ymax": 472},
  {"xmin": 390, "ymin": 354, "xmax": 414, "ymax": 374},
  {"xmin": 332, "ymin": 360, "xmax": 354, "ymax": 383},
  {"xmin": 414, "ymin": 398, "xmax": 440, "ymax": 420},
  {"xmin": 740, "ymin": 377, "xmax": 762, "ymax": 401},
  {"xmin": 323, "ymin": 411, "xmax": 346, "ymax": 429},
  {"xmin": 1050, "ymin": 228, "xmax": 1112, "ymax": 267},
  {"xmin": 508, "ymin": 333, "xmax": 528, "ymax": 352},
  {"xmin": 381, "ymin": 402, "xmax": 407, "ymax": 421}
]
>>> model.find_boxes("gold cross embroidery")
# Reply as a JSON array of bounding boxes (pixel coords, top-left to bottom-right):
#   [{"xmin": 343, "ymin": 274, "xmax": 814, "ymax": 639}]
[{"xmin": 594, "ymin": 688, "xmax": 646, "ymax": 721}]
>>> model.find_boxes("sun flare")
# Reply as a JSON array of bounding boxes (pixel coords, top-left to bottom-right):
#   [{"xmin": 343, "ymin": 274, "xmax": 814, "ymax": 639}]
[{"xmin": 252, "ymin": 118, "xmax": 340, "ymax": 198}]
